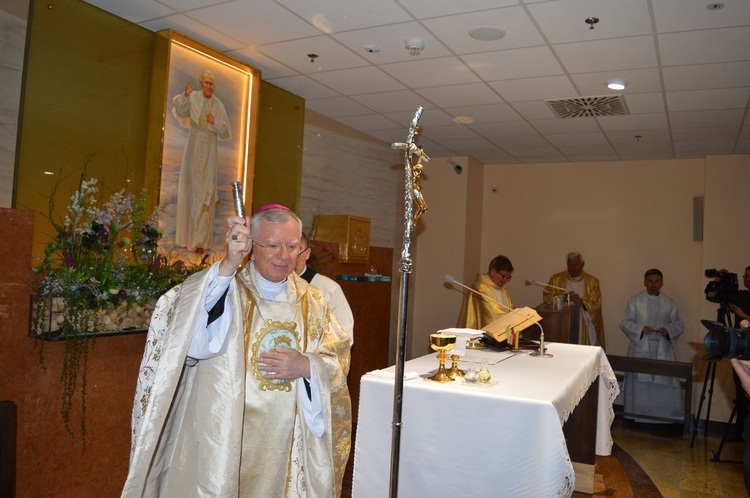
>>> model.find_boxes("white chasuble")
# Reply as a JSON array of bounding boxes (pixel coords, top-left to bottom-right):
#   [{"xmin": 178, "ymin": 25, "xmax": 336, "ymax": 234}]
[{"xmin": 122, "ymin": 266, "xmax": 352, "ymax": 498}]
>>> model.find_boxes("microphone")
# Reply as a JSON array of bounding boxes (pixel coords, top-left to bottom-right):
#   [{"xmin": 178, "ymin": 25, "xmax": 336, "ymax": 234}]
[
  {"xmin": 524, "ymin": 279, "xmax": 568, "ymax": 294},
  {"xmin": 444, "ymin": 275, "xmax": 549, "ymax": 354},
  {"xmin": 525, "ymin": 279, "xmax": 571, "ymax": 307},
  {"xmin": 444, "ymin": 274, "xmax": 514, "ymax": 313}
]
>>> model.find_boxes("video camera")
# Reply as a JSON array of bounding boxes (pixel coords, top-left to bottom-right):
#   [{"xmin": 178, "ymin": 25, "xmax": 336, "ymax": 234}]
[
  {"xmin": 702, "ymin": 319, "xmax": 750, "ymax": 360},
  {"xmin": 704, "ymin": 268, "xmax": 738, "ymax": 304}
]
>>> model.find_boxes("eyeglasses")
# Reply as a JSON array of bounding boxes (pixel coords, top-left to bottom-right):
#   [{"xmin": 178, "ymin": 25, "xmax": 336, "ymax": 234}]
[
  {"xmin": 499, "ymin": 272, "xmax": 513, "ymax": 281},
  {"xmin": 252, "ymin": 240, "xmax": 300, "ymax": 255}
]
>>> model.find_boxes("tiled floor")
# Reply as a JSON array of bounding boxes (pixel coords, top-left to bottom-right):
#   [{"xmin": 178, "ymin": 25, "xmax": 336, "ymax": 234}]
[{"xmin": 612, "ymin": 419, "xmax": 747, "ymax": 497}]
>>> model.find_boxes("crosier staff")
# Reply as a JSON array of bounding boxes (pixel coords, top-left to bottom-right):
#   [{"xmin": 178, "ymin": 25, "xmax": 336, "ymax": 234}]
[{"xmin": 388, "ymin": 106, "xmax": 425, "ymax": 497}]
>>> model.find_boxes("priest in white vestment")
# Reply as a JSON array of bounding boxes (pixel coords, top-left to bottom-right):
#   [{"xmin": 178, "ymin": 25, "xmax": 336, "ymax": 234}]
[
  {"xmin": 122, "ymin": 206, "xmax": 352, "ymax": 497},
  {"xmin": 295, "ymin": 233, "xmax": 354, "ymax": 338},
  {"xmin": 620, "ymin": 269, "xmax": 685, "ymax": 422}
]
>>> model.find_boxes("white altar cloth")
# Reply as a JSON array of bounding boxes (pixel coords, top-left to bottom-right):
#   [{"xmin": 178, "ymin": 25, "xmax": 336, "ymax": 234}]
[{"xmin": 352, "ymin": 342, "xmax": 618, "ymax": 498}]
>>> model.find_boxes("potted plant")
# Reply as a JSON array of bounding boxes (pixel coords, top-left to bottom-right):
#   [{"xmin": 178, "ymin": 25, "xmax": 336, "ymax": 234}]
[{"xmin": 31, "ymin": 175, "xmax": 205, "ymax": 445}]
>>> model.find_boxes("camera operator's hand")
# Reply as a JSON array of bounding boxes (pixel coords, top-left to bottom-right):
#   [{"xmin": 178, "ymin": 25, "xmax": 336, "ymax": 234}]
[
  {"xmin": 642, "ymin": 326, "xmax": 655, "ymax": 335},
  {"xmin": 730, "ymin": 304, "xmax": 750, "ymax": 321},
  {"xmin": 731, "ymin": 358, "xmax": 750, "ymax": 394}
]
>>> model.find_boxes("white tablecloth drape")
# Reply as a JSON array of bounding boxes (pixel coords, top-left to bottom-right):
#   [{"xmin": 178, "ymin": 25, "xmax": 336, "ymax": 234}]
[{"xmin": 352, "ymin": 343, "xmax": 619, "ymax": 498}]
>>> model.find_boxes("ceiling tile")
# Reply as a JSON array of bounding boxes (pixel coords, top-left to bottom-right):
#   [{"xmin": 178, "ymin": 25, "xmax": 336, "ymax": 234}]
[
  {"xmin": 490, "ymin": 75, "xmax": 579, "ymax": 102},
  {"xmin": 256, "ymin": 36, "xmax": 369, "ymax": 73},
  {"xmin": 350, "ymin": 90, "xmax": 435, "ymax": 114},
  {"xmin": 309, "ymin": 67, "xmax": 406, "ymax": 94},
  {"xmin": 666, "ymin": 88, "xmax": 750, "ymax": 112},
  {"xmin": 227, "ymin": 46, "xmax": 297, "ymax": 79},
  {"xmin": 597, "ymin": 113, "xmax": 669, "ymax": 131},
  {"xmin": 652, "ymin": 0, "xmax": 750, "ymax": 32},
  {"xmin": 570, "ymin": 68, "xmax": 663, "ymax": 96},
  {"xmin": 674, "ymin": 140, "xmax": 735, "ymax": 153},
  {"xmin": 462, "ymin": 46, "xmax": 565, "ymax": 80},
  {"xmin": 380, "ymin": 57, "xmax": 480, "ymax": 88},
  {"xmin": 671, "ymin": 127, "xmax": 741, "ymax": 142},
  {"xmin": 659, "ymin": 26, "xmax": 750, "ymax": 66},
  {"xmin": 140, "ymin": 15, "xmax": 245, "ymax": 52},
  {"xmin": 420, "ymin": 125, "xmax": 481, "ymax": 140},
  {"xmin": 663, "ymin": 61, "xmax": 750, "ymax": 91},
  {"xmin": 266, "ymin": 75, "xmax": 340, "ymax": 99},
  {"xmin": 331, "ymin": 22, "xmax": 452, "ymax": 64},
  {"xmin": 444, "ymin": 104, "xmax": 523, "ymax": 123},
  {"xmin": 275, "ymin": 0, "xmax": 412, "ymax": 32},
  {"xmin": 624, "ymin": 93, "xmax": 666, "ymax": 114},
  {"xmin": 606, "ymin": 129, "xmax": 671, "ymax": 144},
  {"xmin": 188, "ymin": 0, "xmax": 321, "ymax": 46},
  {"xmin": 546, "ymin": 132, "xmax": 609, "ymax": 146},
  {"xmin": 469, "ymin": 121, "xmax": 539, "ymax": 137},
  {"xmin": 527, "ymin": 0, "xmax": 652, "ymax": 44},
  {"xmin": 528, "ymin": 118, "xmax": 602, "ymax": 135},
  {"xmin": 398, "ymin": 0, "xmax": 518, "ymax": 19},
  {"xmin": 84, "ymin": 0, "xmax": 176, "ymax": 23},
  {"xmin": 489, "ymin": 134, "xmax": 549, "ymax": 148},
  {"xmin": 415, "ymin": 83, "xmax": 503, "ymax": 108},
  {"xmin": 334, "ymin": 114, "xmax": 402, "ymax": 131},
  {"xmin": 554, "ymin": 36, "xmax": 658, "ymax": 73},
  {"xmin": 669, "ymin": 109, "xmax": 746, "ymax": 128},
  {"xmin": 439, "ymin": 137, "xmax": 498, "ymax": 151},
  {"xmin": 510, "ymin": 101, "xmax": 558, "ymax": 120},
  {"xmin": 384, "ymin": 108, "xmax": 457, "ymax": 128},
  {"xmin": 304, "ymin": 97, "xmax": 373, "ymax": 117},
  {"xmin": 421, "ymin": 6, "xmax": 545, "ymax": 54}
]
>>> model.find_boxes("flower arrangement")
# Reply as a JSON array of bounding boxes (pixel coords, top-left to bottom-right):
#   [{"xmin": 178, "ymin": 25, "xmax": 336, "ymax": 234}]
[{"xmin": 32, "ymin": 175, "xmax": 205, "ymax": 444}]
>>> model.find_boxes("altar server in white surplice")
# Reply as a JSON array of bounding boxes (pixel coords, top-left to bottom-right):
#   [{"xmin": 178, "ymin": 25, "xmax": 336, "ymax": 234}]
[
  {"xmin": 620, "ymin": 268, "xmax": 685, "ymax": 422},
  {"xmin": 122, "ymin": 205, "xmax": 352, "ymax": 498}
]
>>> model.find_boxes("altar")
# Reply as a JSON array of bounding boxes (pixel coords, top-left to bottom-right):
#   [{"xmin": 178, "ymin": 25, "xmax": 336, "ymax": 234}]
[{"xmin": 351, "ymin": 342, "xmax": 619, "ymax": 497}]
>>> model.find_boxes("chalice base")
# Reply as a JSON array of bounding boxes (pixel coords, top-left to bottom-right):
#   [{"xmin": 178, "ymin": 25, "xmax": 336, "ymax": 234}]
[{"xmin": 427, "ymin": 365, "xmax": 455, "ymax": 383}]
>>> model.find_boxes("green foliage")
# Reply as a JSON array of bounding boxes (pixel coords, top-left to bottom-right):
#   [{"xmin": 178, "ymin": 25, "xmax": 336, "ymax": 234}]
[{"xmin": 31, "ymin": 174, "xmax": 205, "ymax": 446}]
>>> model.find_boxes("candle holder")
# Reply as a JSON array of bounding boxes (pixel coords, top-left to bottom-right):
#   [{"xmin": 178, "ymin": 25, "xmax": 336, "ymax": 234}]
[{"xmin": 446, "ymin": 354, "xmax": 465, "ymax": 379}]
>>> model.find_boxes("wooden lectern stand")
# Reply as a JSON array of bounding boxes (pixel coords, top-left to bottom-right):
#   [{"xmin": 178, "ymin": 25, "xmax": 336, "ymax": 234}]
[{"xmin": 523, "ymin": 302, "xmax": 581, "ymax": 344}]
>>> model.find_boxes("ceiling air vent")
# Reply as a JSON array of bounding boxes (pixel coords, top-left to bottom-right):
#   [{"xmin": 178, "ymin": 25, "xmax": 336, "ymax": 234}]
[{"xmin": 545, "ymin": 95, "xmax": 629, "ymax": 118}]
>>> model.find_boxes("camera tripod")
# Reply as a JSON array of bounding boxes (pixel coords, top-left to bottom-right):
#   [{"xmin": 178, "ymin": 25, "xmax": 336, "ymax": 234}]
[{"xmin": 690, "ymin": 303, "xmax": 743, "ymax": 463}]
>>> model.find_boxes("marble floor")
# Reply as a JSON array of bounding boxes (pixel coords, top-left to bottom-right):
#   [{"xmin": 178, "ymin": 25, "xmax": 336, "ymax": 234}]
[{"xmin": 612, "ymin": 418, "xmax": 747, "ymax": 497}]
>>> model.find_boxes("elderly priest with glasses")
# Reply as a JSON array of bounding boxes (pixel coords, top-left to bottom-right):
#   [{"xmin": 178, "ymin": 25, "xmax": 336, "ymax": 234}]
[
  {"xmin": 457, "ymin": 254, "xmax": 515, "ymax": 329},
  {"xmin": 122, "ymin": 205, "xmax": 352, "ymax": 498}
]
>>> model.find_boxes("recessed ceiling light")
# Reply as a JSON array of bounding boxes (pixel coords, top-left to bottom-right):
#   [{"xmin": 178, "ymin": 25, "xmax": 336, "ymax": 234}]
[
  {"xmin": 453, "ymin": 115, "xmax": 474, "ymax": 125},
  {"xmin": 607, "ymin": 80, "xmax": 627, "ymax": 91},
  {"xmin": 469, "ymin": 26, "xmax": 506, "ymax": 41}
]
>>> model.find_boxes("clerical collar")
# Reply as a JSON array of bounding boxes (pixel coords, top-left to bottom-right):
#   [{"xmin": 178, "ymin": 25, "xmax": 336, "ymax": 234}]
[{"xmin": 255, "ymin": 270, "xmax": 288, "ymax": 302}]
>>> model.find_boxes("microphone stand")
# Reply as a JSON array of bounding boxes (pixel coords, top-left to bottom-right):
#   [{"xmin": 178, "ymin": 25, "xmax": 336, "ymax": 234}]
[
  {"xmin": 388, "ymin": 106, "xmax": 424, "ymax": 498},
  {"xmin": 525, "ymin": 279, "xmax": 571, "ymax": 308}
]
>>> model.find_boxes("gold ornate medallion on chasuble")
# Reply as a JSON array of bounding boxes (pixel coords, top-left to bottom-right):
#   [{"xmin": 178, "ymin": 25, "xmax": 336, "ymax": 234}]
[{"xmin": 251, "ymin": 319, "xmax": 301, "ymax": 392}]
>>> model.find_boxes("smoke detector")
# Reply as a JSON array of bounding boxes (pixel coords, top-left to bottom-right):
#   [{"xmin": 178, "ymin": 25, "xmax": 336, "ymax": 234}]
[{"xmin": 405, "ymin": 38, "xmax": 425, "ymax": 56}]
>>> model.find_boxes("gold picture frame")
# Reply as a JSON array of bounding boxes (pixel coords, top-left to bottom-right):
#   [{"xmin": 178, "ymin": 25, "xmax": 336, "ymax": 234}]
[{"xmin": 145, "ymin": 30, "xmax": 260, "ymax": 261}]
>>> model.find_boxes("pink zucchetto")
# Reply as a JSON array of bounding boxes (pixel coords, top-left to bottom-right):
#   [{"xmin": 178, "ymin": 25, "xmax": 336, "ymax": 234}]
[{"xmin": 254, "ymin": 203, "xmax": 291, "ymax": 214}]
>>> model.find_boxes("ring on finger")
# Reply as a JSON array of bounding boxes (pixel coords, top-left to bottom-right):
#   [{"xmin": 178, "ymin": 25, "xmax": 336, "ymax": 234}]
[{"xmin": 231, "ymin": 234, "xmax": 239, "ymax": 241}]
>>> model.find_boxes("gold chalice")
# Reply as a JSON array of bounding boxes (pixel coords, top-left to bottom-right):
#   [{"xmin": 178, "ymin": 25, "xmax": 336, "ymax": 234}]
[{"xmin": 427, "ymin": 333, "xmax": 457, "ymax": 382}]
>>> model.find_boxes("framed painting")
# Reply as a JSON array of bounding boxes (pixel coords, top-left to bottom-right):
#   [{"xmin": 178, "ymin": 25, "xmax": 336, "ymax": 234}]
[{"xmin": 146, "ymin": 30, "xmax": 260, "ymax": 262}]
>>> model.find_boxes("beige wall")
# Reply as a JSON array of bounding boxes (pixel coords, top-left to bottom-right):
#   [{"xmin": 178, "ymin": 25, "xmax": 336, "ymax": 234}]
[{"xmin": 413, "ymin": 154, "xmax": 750, "ymax": 422}]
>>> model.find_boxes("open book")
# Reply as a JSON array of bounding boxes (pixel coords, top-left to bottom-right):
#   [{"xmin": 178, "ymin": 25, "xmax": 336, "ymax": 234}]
[{"xmin": 483, "ymin": 306, "xmax": 542, "ymax": 344}]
